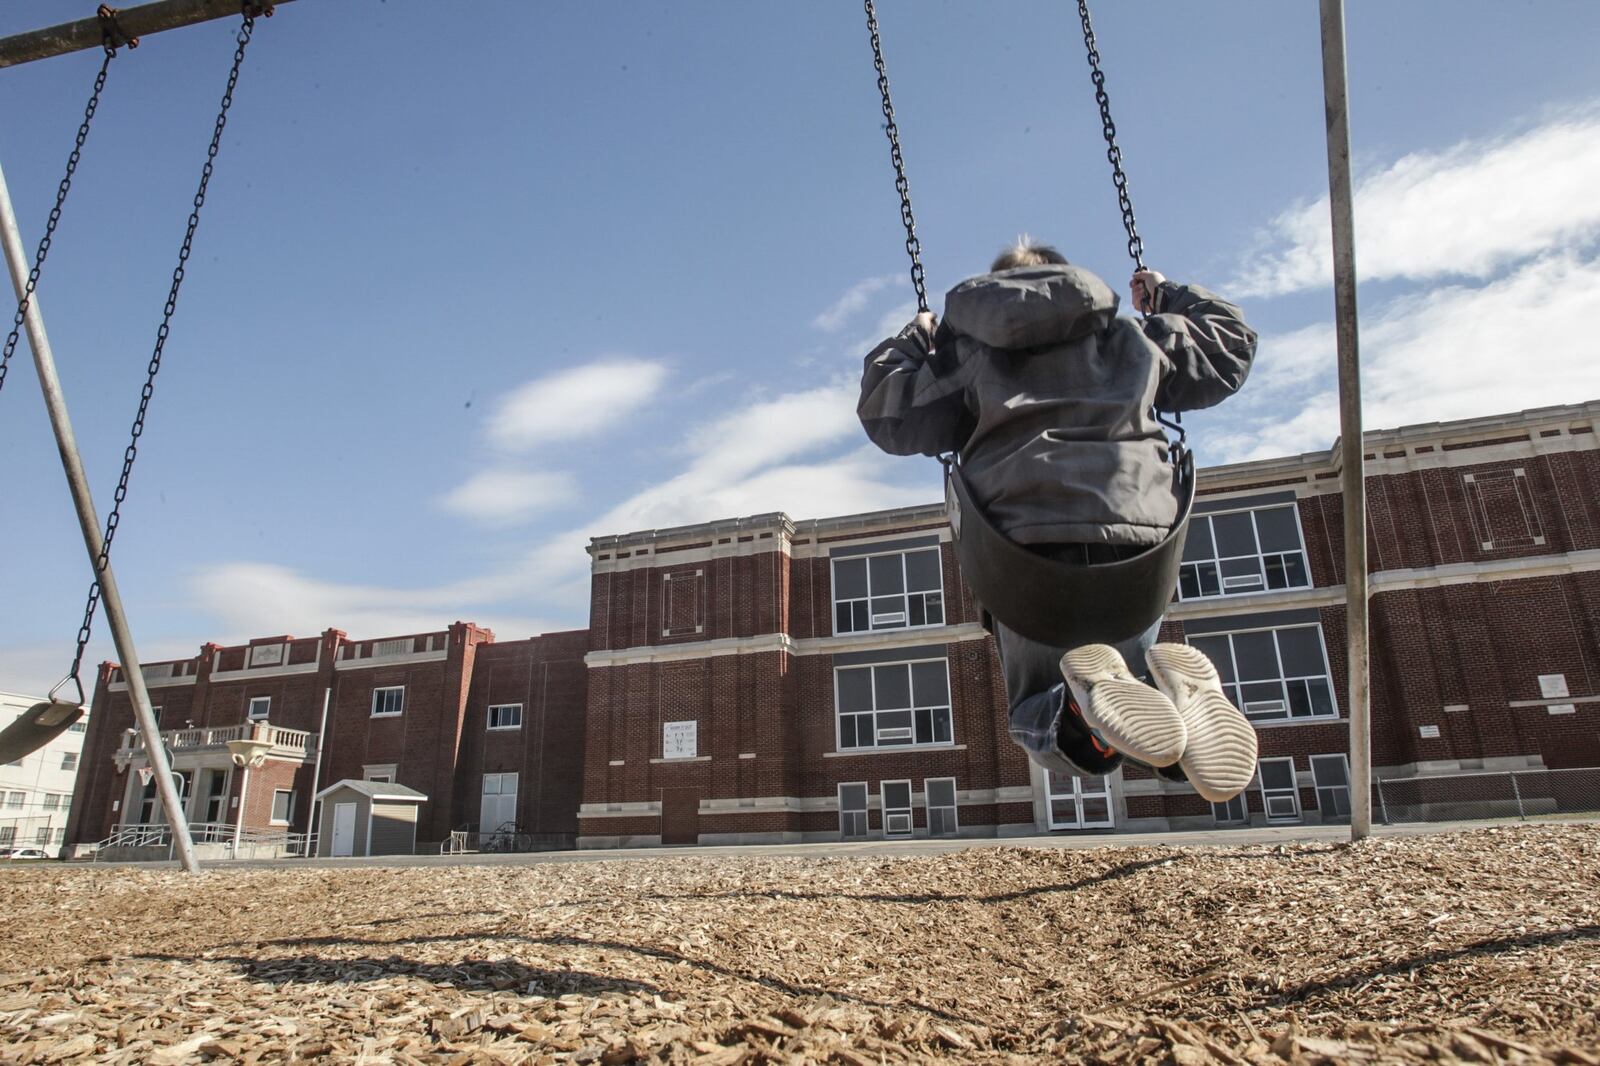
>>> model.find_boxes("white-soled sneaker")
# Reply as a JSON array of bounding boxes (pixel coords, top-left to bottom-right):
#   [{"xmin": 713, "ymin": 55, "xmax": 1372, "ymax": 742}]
[
  {"xmin": 1060, "ymin": 644, "xmax": 1187, "ymax": 768},
  {"xmin": 1144, "ymin": 643, "xmax": 1259, "ymax": 803}
]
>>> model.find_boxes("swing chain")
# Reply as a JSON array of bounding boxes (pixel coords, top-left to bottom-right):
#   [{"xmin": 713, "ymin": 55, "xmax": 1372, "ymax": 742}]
[
  {"xmin": 863, "ymin": 0, "xmax": 928, "ymax": 314},
  {"xmin": 59, "ymin": 11, "xmax": 261, "ymax": 695},
  {"xmin": 1077, "ymin": 0, "xmax": 1145, "ymax": 274},
  {"xmin": 0, "ymin": 38, "xmax": 123, "ymax": 403}
]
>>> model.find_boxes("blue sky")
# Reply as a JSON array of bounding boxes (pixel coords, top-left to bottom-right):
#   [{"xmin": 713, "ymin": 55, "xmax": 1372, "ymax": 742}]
[{"xmin": 2, "ymin": 1, "xmax": 1599, "ymax": 694}]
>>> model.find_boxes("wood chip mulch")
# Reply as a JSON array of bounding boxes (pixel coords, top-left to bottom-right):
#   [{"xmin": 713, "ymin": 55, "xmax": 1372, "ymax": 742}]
[{"xmin": 1, "ymin": 824, "xmax": 1597, "ymax": 1064}]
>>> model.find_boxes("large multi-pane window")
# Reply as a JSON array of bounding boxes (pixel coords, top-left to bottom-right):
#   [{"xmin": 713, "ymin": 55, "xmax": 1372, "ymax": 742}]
[
  {"xmin": 1180, "ymin": 504, "xmax": 1309, "ymax": 600},
  {"xmin": 838, "ymin": 783, "xmax": 869, "ymax": 839},
  {"xmin": 1311, "ymin": 754, "xmax": 1352, "ymax": 821},
  {"xmin": 924, "ymin": 777, "xmax": 959, "ymax": 837},
  {"xmin": 832, "ymin": 547, "xmax": 944, "ymax": 634},
  {"xmin": 1188, "ymin": 624, "xmax": 1336, "ymax": 723},
  {"xmin": 834, "ymin": 658, "xmax": 953, "ymax": 750},
  {"xmin": 481, "ymin": 772, "xmax": 519, "ymax": 833}
]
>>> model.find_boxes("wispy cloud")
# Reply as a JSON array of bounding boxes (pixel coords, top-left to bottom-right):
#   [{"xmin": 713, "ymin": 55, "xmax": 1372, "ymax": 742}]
[
  {"xmin": 487, "ymin": 359, "xmax": 669, "ymax": 450},
  {"xmin": 1230, "ymin": 107, "xmax": 1600, "ymax": 297},
  {"xmin": 438, "ymin": 468, "xmax": 576, "ymax": 525},
  {"xmin": 1210, "ymin": 251, "xmax": 1600, "ymax": 462},
  {"xmin": 813, "ymin": 275, "xmax": 897, "ymax": 332}
]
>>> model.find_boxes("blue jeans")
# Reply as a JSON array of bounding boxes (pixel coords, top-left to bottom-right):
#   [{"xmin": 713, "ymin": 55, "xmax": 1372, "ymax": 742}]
[{"xmin": 998, "ymin": 612, "xmax": 1162, "ymax": 780}]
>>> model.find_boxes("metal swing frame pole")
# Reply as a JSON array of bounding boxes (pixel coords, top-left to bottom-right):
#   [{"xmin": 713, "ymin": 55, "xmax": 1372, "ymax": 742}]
[
  {"xmin": 1318, "ymin": 0, "xmax": 1371, "ymax": 842},
  {"xmin": 0, "ymin": 159, "xmax": 201, "ymax": 873},
  {"xmin": 0, "ymin": 0, "xmax": 296, "ymax": 69}
]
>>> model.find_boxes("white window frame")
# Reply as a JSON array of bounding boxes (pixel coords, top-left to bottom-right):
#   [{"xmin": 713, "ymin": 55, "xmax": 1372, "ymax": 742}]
[
  {"xmin": 924, "ymin": 777, "xmax": 959, "ymax": 837},
  {"xmin": 880, "ymin": 779, "xmax": 913, "ymax": 838},
  {"xmin": 370, "ymin": 686, "xmax": 405, "ymax": 718},
  {"xmin": 1310, "ymin": 753, "xmax": 1352, "ymax": 821},
  {"xmin": 1186, "ymin": 623, "xmax": 1338, "ymax": 724},
  {"xmin": 830, "ymin": 546, "xmax": 945, "ymax": 636},
  {"xmin": 833, "ymin": 656, "xmax": 954, "ymax": 751},
  {"xmin": 1212, "ymin": 794, "xmax": 1249, "ymax": 826},
  {"xmin": 4, "ymin": 792, "xmax": 22, "ymax": 808},
  {"xmin": 1258, "ymin": 758, "xmax": 1302, "ymax": 823},
  {"xmin": 487, "ymin": 703, "xmax": 523, "ymax": 731},
  {"xmin": 362, "ymin": 764, "xmax": 397, "ymax": 784},
  {"xmin": 60, "ymin": 752, "xmax": 78, "ymax": 771},
  {"xmin": 247, "ymin": 696, "xmax": 272, "ymax": 721},
  {"xmin": 1179, "ymin": 503, "xmax": 1312, "ymax": 601},
  {"xmin": 838, "ymin": 782, "xmax": 869, "ymax": 840},
  {"xmin": 150, "ymin": 705, "xmax": 163, "ymax": 727},
  {"xmin": 270, "ymin": 789, "xmax": 295, "ymax": 826},
  {"xmin": 0, "ymin": 827, "xmax": 13, "ymax": 845},
  {"xmin": 42, "ymin": 794, "xmax": 60, "ymax": 811}
]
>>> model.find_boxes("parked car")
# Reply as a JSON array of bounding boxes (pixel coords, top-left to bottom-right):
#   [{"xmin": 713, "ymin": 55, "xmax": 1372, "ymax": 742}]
[{"xmin": 1, "ymin": 846, "xmax": 49, "ymax": 860}]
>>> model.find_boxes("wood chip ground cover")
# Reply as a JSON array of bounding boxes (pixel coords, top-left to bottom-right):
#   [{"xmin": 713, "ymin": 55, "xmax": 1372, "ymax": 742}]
[{"xmin": 1, "ymin": 825, "xmax": 1597, "ymax": 1064}]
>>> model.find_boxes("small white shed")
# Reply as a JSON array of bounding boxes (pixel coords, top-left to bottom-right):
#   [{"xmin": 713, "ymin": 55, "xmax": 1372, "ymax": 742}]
[{"xmin": 314, "ymin": 779, "xmax": 428, "ymax": 858}]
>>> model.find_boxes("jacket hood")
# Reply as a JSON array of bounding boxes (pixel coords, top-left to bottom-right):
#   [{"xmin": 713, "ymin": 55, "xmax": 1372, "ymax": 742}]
[{"xmin": 942, "ymin": 264, "xmax": 1119, "ymax": 350}]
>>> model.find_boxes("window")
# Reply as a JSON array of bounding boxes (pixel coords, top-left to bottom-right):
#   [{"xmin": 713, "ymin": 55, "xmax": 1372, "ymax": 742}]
[
  {"xmin": 5, "ymin": 792, "xmax": 22, "ymax": 809},
  {"xmin": 53, "ymin": 828, "xmax": 65, "ymax": 844},
  {"xmin": 150, "ymin": 706, "xmax": 163, "ymax": 727},
  {"xmin": 1179, "ymin": 504, "xmax": 1310, "ymax": 600},
  {"xmin": 487, "ymin": 704, "xmax": 523, "ymax": 730},
  {"xmin": 68, "ymin": 722, "xmax": 87, "ymax": 734},
  {"xmin": 838, "ymin": 783, "xmax": 869, "ymax": 839},
  {"xmin": 42, "ymin": 794, "xmax": 60, "ymax": 810},
  {"xmin": 1310, "ymin": 754, "xmax": 1352, "ymax": 822},
  {"xmin": 370, "ymin": 686, "xmax": 405, "ymax": 718},
  {"xmin": 834, "ymin": 658, "xmax": 953, "ymax": 750},
  {"xmin": 0, "ymin": 827, "xmax": 13, "ymax": 845},
  {"xmin": 1212, "ymin": 794, "xmax": 1249, "ymax": 826},
  {"xmin": 1187, "ymin": 624, "xmax": 1337, "ymax": 723},
  {"xmin": 60, "ymin": 752, "xmax": 78, "ymax": 771},
  {"xmin": 270, "ymin": 789, "xmax": 295, "ymax": 825},
  {"xmin": 248, "ymin": 696, "xmax": 271, "ymax": 721},
  {"xmin": 35, "ymin": 827, "xmax": 50, "ymax": 845},
  {"xmin": 363, "ymin": 764, "xmax": 396, "ymax": 783},
  {"xmin": 481, "ymin": 773, "xmax": 518, "ymax": 833},
  {"xmin": 881, "ymin": 780, "xmax": 913, "ymax": 838},
  {"xmin": 924, "ymin": 777, "xmax": 958, "ymax": 837},
  {"xmin": 1258, "ymin": 758, "xmax": 1302, "ymax": 823},
  {"xmin": 832, "ymin": 547, "xmax": 944, "ymax": 634}
]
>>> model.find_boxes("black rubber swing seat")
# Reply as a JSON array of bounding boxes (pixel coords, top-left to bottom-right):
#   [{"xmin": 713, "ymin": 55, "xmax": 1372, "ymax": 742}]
[
  {"xmin": 944, "ymin": 447, "xmax": 1196, "ymax": 650},
  {"xmin": 0, "ymin": 699, "xmax": 84, "ymax": 766}
]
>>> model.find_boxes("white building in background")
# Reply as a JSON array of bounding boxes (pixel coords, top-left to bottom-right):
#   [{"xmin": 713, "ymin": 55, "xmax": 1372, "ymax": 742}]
[{"xmin": 1, "ymin": 691, "xmax": 88, "ymax": 858}]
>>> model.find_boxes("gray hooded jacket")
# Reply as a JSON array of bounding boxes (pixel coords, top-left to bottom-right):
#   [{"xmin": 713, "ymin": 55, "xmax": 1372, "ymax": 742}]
[{"xmin": 857, "ymin": 264, "xmax": 1256, "ymax": 546}]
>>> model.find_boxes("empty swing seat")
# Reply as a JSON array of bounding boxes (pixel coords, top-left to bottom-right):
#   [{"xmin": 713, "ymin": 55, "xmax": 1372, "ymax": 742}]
[{"xmin": 944, "ymin": 448, "xmax": 1195, "ymax": 649}]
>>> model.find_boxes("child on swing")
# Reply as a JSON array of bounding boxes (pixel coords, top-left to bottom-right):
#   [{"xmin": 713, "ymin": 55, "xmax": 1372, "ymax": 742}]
[{"xmin": 857, "ymin": 240, "xmax": 1260, "ymax": 801}]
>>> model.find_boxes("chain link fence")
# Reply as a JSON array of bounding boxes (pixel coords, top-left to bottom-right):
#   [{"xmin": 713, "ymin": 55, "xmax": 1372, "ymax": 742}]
[{"xmin": 1373, "ymin": 767, "xmax": 1600, "ymax": 825}]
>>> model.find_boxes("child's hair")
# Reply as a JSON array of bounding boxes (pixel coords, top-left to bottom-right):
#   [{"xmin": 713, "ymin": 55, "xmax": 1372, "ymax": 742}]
[{"xmin": 990, "ymin": 237, "xmax": 1069, "ymax": 272}]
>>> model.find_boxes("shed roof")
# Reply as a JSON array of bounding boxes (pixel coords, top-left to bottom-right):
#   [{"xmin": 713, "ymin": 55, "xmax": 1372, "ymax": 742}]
[{"xmin": 314, "ymin": 778, "xmax": 428, "ymax": 803}]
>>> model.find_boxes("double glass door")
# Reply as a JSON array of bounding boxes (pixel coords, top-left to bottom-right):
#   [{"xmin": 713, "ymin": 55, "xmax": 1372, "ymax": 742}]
[{"xmin": 1046, "ymin": 771, "xmax": 1114, "ymax": 829}]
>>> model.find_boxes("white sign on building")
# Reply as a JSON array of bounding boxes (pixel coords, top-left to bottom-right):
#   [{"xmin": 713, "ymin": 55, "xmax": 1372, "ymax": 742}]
[{"xmin": 662, "ymin": 720, "xmax": 698, "ymax": 760}]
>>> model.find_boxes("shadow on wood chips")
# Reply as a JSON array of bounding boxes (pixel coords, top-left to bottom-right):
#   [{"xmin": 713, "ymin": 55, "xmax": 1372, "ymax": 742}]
[{"xmin": 0, "ymin": 824, "xmax": 1597, "ymax": 1064}]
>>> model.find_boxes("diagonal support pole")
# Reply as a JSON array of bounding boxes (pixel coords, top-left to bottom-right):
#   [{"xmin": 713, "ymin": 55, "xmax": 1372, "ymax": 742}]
[
  {"xmin": 1319, "ymin": 0, "xmax": 1371, "ymax": 843},
  {"xmin": 0, "ymin": 158, "xmax": 200, "ymax": 873}
]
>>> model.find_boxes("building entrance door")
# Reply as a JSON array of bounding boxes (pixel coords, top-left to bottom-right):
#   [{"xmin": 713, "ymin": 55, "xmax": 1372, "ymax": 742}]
[
  {"xmin": 199, "ymin": 769, "xmax": 230, "ymax": 824},
  {"xmin": 1046, "ymin": 770, "xmax": 1114, "ymax": 829},
  {"xmin": 331, "ymin": 802, "xmax": 357, "ymax": 857},
  {"xmin": 659, "ymin": 788, "xmax": 700, "ymax": 846}
]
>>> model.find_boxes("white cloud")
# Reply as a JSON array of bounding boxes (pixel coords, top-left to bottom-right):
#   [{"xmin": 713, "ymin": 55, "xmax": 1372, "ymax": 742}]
[
  {"xmin": 186, "ymin": 562, "xmax": 562, "ymax": 645},
  {"xmin": 812, "ymin": 275, "xmax": 896, "ymax": 332},
  {"xmin": 487, "ymin": 359, "xmax": 668, "ymax": 451},
  {"xmin": 438, "ymin": 468, "xmax": 576, "ymax": 525},
  {"xmin": 1210, "ymin": 251, "xmax": 1600, "ymax": 463},
  {"xmin": 1232, "ymin": 108, "xmax": 1600, "ymax": 297}
]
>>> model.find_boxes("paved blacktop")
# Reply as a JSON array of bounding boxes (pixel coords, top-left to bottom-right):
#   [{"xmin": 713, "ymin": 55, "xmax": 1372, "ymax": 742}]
[{"xmin": 74, "ymin": 814, "xmax": 1592, "ymax": 872}]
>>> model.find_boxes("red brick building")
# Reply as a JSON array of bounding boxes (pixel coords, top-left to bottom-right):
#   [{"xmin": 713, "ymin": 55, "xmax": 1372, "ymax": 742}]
[
  {"xmin": 575, "ymin": 399, "xmax": 1600, "ymax": 844},
  {"xmin": 65, "ymin": 401, "xmax": 1600, "ymax": 854}
]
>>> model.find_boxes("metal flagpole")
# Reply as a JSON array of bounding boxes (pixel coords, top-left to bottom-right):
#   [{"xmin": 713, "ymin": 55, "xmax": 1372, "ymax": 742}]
[
  {"xmin": 0, "ymin": 159, "xmax": 201, "ymax": 873},
  {"xmin": 1318, "ymin": 0, "xmax": 1371, "ymax": 842}
]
